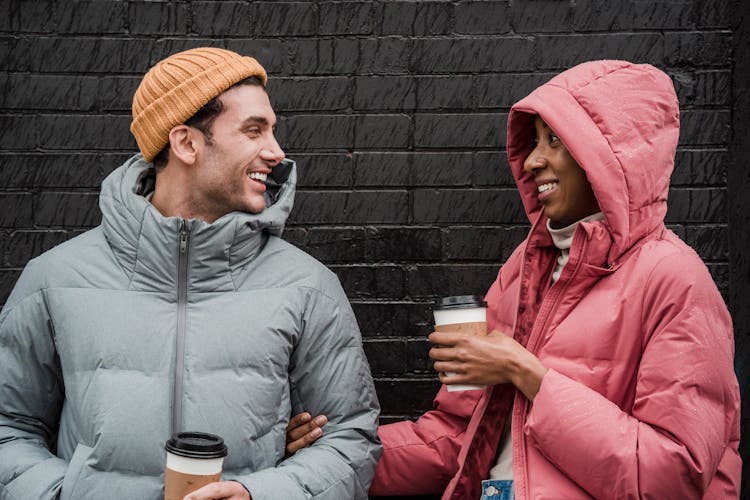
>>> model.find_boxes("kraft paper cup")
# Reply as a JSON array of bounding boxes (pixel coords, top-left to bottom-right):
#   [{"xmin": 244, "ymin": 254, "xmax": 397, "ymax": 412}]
[
  {"xmin": 433, "ymin": 295, "xmax": 487, "ymax": 392},
  {"xmin": 164, "ymin": 432, "xmax": 228, "ymax": 500}
]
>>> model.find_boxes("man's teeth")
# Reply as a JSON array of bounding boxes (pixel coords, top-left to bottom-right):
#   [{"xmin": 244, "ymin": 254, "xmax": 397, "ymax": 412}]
[
  {"xmin": 248, "ymin": 172, "xmax": 267, "ymax": 182},
  {"xmin": 538, "ymin": 182, "xmax": 557, "ymax": 193}
]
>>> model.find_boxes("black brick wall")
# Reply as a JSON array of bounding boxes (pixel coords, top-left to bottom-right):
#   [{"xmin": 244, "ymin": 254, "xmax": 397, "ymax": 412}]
[{"xmin": 2, "ymin": 1, "xmax": 748, "ymax": 497}]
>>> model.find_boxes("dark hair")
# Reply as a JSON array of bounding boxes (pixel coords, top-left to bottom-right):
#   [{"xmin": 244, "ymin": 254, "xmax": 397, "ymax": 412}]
[{"xmin": 152, "ymin": 75, "xmax": 265, "ymax": 171}]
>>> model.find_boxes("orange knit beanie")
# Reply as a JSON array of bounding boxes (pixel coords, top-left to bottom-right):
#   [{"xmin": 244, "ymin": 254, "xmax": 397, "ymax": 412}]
[{"xmin": 131, "ymin": 47, "xmax": 267, "ymax": 162}]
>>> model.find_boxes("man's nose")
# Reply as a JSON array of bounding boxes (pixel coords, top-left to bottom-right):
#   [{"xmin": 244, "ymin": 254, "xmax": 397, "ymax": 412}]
[{"xmin": 261, "ymin": 136, "xmax": 285, "ymax": 167}]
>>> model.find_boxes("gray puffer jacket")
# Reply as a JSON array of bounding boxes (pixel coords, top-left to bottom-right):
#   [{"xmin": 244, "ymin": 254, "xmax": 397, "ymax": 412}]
[{"xmin": 0, "ymin": 155, "xmax": 381, "ymax": 500}]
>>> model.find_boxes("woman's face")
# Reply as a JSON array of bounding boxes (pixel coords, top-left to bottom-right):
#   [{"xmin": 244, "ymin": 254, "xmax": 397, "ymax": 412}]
[{"xmin": 523, "ymin": 116, "xmax": 600, "ymax": 229}]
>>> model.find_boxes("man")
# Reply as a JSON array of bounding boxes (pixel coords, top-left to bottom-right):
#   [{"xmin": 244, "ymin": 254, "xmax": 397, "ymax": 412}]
[{"xmin": 0, "ymin": 47, "xmax": 381, "ymax": 500}]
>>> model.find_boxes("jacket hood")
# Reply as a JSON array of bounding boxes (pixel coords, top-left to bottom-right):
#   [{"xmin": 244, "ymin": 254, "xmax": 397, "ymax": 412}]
[
  {"xmin": 99, "ymin": 154, "xmax": 297, "ymax": 289},
  {"xmin": 507, "ymin": 60, "xmax": 679, "ymax": 263}
]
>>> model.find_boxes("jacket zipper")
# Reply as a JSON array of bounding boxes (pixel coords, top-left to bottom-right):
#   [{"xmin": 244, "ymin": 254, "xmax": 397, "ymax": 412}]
[
  {"xmin": 172, "ymin": 219, "xmax": 189, "ymax": 434},
  {"xmin": 516, "ymin": 235, "xmax": 588, "ymax": 499}
]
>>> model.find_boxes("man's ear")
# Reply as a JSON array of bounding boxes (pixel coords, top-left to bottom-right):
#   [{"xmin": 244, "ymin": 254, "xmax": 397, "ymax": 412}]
[{"xmin": 168, "ymin": 125, "xmax": 199, "ymax": 165}]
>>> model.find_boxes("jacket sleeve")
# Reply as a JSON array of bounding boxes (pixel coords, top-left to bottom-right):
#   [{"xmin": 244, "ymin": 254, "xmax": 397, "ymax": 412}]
[
  {"xmin": 230, "ymin": 283, "xmax": 381, "ymax": 500},
  {"xmin": 524, "ymin": 253, "xmax": 741, "ymax": 498},
  {"xmin": 0, "ymin": 263, "xmax": 67, "ymax": 500},
  {"xmin": 369, "ymin": 385, "xmax": 484, "ymax": 496}
]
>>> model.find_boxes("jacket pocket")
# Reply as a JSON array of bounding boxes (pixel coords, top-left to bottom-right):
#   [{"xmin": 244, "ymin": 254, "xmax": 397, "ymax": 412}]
[{"xmin": 59, "ymin": 443, "xmax": 93, "ymax": 500}]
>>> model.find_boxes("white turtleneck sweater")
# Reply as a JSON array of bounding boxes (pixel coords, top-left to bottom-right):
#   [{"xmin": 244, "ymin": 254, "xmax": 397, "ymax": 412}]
[{"xmin": 488, "ymin": 212, "xmax": 605, "ymax": 482}]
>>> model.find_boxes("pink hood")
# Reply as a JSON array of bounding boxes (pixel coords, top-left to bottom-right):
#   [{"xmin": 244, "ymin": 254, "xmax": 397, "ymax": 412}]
[{"xmin": 507, "ymin": 60, "xmax": 679, "ymax": 262}]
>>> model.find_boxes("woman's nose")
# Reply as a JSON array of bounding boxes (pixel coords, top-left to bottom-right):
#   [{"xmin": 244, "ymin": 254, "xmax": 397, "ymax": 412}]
[{"xmin": 523, "ymin": 148, "xmax": 546, "ymax": 173}]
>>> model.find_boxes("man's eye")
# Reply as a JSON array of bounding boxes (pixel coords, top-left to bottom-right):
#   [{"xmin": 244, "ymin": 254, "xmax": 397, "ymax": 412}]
[{"xmin": 246, "ymin": 128, "xmax": 261, "ymax": 137}]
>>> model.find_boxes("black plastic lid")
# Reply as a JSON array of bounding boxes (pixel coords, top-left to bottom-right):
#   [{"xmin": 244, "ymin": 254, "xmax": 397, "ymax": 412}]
[
  {"xmin": 434, "ymin": 295, "xmax": 487, "ymax": 310},
  {"xmin": 165, "ymin": 432, "xmax": 228, "ymax": 459}
]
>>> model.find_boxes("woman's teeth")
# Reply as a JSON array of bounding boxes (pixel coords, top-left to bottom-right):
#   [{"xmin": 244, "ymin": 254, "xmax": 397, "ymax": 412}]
[
  {"xmin": 538, "ymin": 182, "xmax": 557, "ymax": 193},
  {"xmin": 248, "ymin": 172, "xmax": 267, "ymax": 182}
]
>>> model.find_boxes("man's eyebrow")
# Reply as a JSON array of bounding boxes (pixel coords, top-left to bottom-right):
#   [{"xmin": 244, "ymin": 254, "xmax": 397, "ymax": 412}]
[{"xmin": 241, "ymin": 116, "xmax": 270, "ymax": 126}]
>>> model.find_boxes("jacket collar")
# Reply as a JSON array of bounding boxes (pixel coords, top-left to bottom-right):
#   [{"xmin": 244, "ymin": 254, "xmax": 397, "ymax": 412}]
[{"xmin": 99, "ymin": 155, "xmax": 297, "ymax": 291}]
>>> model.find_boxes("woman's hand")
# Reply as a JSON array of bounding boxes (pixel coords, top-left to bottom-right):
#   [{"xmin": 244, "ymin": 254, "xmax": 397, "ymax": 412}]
[
  {"xmin": 429, "ymin": 329, "xmax": 548, "ymax": 401},
  {"xmin": 285, "ymin": 412, "xmax": 327, "ymax": 457}
]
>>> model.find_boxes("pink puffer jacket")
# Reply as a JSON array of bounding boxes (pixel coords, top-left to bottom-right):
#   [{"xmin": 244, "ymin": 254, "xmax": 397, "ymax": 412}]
[{"xmin": 369, "ymin": 60, "xmax": 741, "ymax": 499}]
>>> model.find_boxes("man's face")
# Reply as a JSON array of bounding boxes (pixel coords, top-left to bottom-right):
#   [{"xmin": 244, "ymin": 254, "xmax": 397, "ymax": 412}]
[{"xmin": 191, "ymin": 84, "xmax": 285, "ymax": 221}]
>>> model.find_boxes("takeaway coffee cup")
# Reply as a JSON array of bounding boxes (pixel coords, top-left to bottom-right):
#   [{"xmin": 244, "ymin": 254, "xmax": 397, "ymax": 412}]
[
  {"xmin": 433, "ymin": 295, "xmax": 488, "ymax": 392},
  {"xmin": 164, "ymin": 431, "xmax": 228, "ymax": 500}
]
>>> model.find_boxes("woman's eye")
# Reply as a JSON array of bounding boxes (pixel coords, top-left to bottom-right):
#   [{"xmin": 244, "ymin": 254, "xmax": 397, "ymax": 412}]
[{"xmin": 549, "ymin": 133, "xmax": 560, "ymax": 144}]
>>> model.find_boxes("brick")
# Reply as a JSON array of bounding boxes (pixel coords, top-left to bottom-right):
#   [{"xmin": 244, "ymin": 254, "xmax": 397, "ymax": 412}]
[
  {"xmin": 672, "ymin": 149, "xmax": 728, "ymax": 186},
  {"xmin": 329, "ymin": 264, "xmax": 406, "ymax": 299},
  {"xmin": 0, "ymin": 271, "xmax": 22, "ymax": 307},
  {"xmin": 225, "ymin": 39, "xmax": 284, "ymax": 74},
  {"xmin": 351, "ymin": 301, "xmax": 421, "ymax": 338},
  {"xmin": 37, "ymin": 115, "xmax": 135, "ymax": 151},
  {"xmin": 280, "ymin": 227, "xmax": 307, "ymax": 249},
  {"xmin": 672, "ymin": 70, "xmax": 731, "ymax": 107},
  {"xmin": 290, "ymin": 191, "xmax": 409, "ymax": 224},
  {"xmin": 366, "ymin": 227, "xmax": 443, "ymax": 261},
  {"xmin": 276, "ymin": 115, "xmax": 354, "ymax": 150},
  {"xmin": 128, "ymin": 1, "xmax": 188, "ymax": 35},
  {"xmin": 473, "ymin": 151, "xmax": 516, "ymax": 187},
  {"xmin": 0, "ymin": 194, "xmax": 33, "ymax": 228},
  {"xmin": 0, "ymin": 1, "xmax": 8, "ymax": 31},
  {"xmin": 354, "ymin": 76, "xmax": 416, "ymax": 110},
  {"xmin": 269, "ymin": 77, "xmax": 351, "ymax": 111},
  {"xmin": 292, "ymin": 153, "xmax": 353, "ymax": 188},
  {"xmin": 374, "ymin": 379, "xmax": 441, "ymax": 414},
  {"xmin": 412, "ymin": 37, "xmax": 535, "ymax": 73},
  {"xmin": 694, "ymin": 71, "xmax": 731, "ymax": 106},
  {"xmin": 455, "ymin": 1, "xmax": 511, "ymax": 34},
  {"xmin": 696, "ymin": 0, "xmax": 731, "ymax": 28},
  {"xmin": 474, "ymin": 73, "xmax": 554, "ymax": 109},
  {"xmin": 679, "ymin": 110, "xmax": 730, "ymax": 146},
  {"xmin": 0, "ymin": 74, "xmax": 98, "ymax": 111},
  {"xmin": 354, "ymin": 114, "xmax": 411, "ymax": 148},
  {"xmin": 354, "ymin": 152, "xmax": 474, "ymax": 187},
  {"xmin": 445, "ymin": 226, "xmax": 528, "ymax": 261},
  {"xmin": 406, "ymin": 338, "xmax": 433, "ymax": 373},
  {"xmin": 381, "ymin": 2, "xmax": 452, "ymax": 35},
  {"xmin": 7, "ymin": 0, "xmax": 55, "ymax": 32},
  {"xmin": 512, "ymin": 0, "xmax": 571, "ymax": 33},
  {"xmin": 277, "ymin": 38, "xmax": 359, "ymax": 76},
  {"xmin": 573, "ymin": 0, "xmax": 694, "ymax": 31},
  {"xmin": 2, "ymin": 230, "xmax": 82, "ymax": 267},
  {"xmin": 363, "ymin": 339, "xmax": 407, "ymax": 375},
  {"xmin": 408, "ymin": 264, "xmax": 500, "ymax": 298},
  {"xmin": 706, "ymin": 263, "xmax": 728, "ymax": 293},
  {"xmin": 665, "ymin": 32, "xmax": 732, "ymax": 67},
  {"xmin": 305, "ymin": 227, "xmax": 365, "ymax": 262},
  {"xmin": 358, "ymin": 37, "xmax": 412, "ymax": 75},
  {"xmin": 57, "ymin": 0, "xmax": 126, "ymax": 34},
  {"xmin": 538, "ymin": 34, "xmax": 663, "ymax": 70},
  {"xmin": 35, "ymin": 192, "xmax": 101, "ymax": 227},
  {"xmin": 3, "ymin": 37, "xmax": 155, "ymax": 73},
  {"xmin": 413, "ymin": 188, "xmax": 526, "ymax": 224},
  {"xmin": 0, "ymin": 115, "xmax": 38, "ymax": 149},
  {"xmin": 319, "ymin": 2, "xmax": 374, "ymax": 35},
  {"xmin": 414, "ymin": 113, "xmax": 505, "ymax": 148},
  {"xmin": 0, "ymin": 153, "xmax": 106, "ymax": 188},
  {"xmin": 417, "ymin": 76, "xmax": 473, "ymax": 110},
  {"xmin": 666, "ymin": 188, "xmax": 726, "ymax": 224},
  {"xmin": 100, "ymin": 76, "xmax": 141, "ymax": 112},
  {"xmin": 685, "ymin": 225, "xmax": 727, "ymax": 261},
  {"xmin": 253, "ymin": 2, "xmax": 317, "ymax": 36},
  {"xmin": 191, "ymin": 1, "xmax": 251, "ymax": 36}
]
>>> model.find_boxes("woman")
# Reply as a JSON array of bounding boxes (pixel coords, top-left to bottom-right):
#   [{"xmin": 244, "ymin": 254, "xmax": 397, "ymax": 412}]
[{"xmin": 288, "ymin": 60, "xmax": 741, "ymax": 499}]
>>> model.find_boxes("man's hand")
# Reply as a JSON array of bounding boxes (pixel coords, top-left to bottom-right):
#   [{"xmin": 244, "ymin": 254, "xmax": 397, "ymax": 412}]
[
  {"xmin": 286, "ymin": 412, "xmax": 327, "ymax": 457},
  {"xmin": 429, "ymin": 329, "xmax": 548, "ymax": 401},
  {"xmin": 184, "ymin": 480, "xmax": 250, "ymax": 500}
]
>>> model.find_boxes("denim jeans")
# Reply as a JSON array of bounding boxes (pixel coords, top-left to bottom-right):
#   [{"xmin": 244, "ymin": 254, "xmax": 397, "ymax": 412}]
[{"xmin": 479, "ymin": 479, "xmax": 514, "ymax": 500}]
